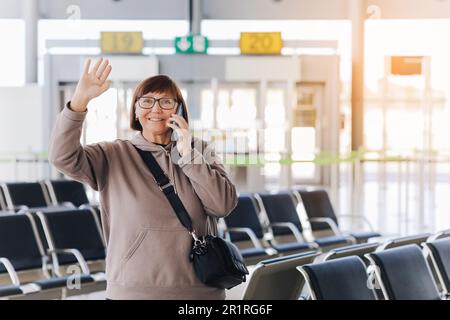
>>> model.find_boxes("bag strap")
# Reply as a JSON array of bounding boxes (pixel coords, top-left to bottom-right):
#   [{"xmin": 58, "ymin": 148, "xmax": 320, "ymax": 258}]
[{"xmin": 133, "ymin": 146, "xmax": 195, "ymax": 234}]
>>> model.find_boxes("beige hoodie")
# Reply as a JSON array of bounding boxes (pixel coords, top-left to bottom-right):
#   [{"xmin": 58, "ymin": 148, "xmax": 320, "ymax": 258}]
[{"xmin": 48, "ymin": 104, "xmax": 238, "ymax": 300}]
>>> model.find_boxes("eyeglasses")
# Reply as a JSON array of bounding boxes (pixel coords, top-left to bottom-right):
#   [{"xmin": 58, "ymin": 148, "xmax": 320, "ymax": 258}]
[{"xmin": 137, "ymin": 96, "xmax": 178, "ymax": 110}]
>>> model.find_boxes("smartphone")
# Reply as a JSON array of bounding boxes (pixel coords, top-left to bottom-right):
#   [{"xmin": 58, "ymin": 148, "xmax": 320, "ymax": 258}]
[
  {"xmin": 171, "ymin": 104, "xmax": 183, "ymax": 140},
  {"xmin": 171, "ymin": 104, "xmax": 183, "ymax": 126}
]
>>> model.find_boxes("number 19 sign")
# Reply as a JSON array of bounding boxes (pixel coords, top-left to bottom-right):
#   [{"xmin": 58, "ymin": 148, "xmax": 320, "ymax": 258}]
[{"xmin": 240, "ymin": 32, "xmax": 283, "ymax": 55}]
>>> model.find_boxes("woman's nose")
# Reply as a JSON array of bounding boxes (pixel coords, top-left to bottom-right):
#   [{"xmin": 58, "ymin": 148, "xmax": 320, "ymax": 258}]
[{"xmin": 151, "ymin": 102, "xmax": 163, "ymax": 112}]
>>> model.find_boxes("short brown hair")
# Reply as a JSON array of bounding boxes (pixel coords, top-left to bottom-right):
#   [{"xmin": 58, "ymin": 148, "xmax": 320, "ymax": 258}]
[{"xmin": 130, "ymin": 75, "xmax": 189, "ymax": 131}]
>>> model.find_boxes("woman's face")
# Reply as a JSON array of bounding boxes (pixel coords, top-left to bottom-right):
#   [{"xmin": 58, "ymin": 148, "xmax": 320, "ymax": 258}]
[{"xmin": 135, "ymin": 91, "xmax": 179, "ymax": 135}]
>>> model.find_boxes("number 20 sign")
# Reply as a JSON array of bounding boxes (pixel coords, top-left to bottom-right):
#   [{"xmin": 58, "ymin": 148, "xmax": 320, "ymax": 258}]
[{"xmin": 240, "ymin": 32, "xmax": 283, "ymax": 55}]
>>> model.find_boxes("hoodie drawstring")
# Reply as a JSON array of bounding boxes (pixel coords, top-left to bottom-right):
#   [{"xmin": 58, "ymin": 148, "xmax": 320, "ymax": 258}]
[{"xmin": 164, "ymin": 146, "xmax": 178, "ymax": 194}]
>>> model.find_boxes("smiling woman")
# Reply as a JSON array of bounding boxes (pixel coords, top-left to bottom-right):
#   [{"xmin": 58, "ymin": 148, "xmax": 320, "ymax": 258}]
[{"xmin": 47, "ymin": 58, "xmax": 238, "ymax": 300}]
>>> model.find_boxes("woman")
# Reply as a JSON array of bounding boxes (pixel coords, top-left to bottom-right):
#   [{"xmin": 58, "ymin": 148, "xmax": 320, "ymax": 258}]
[{"xmin": 48, "ymin": 58, "xmax": 238, "ymax": 300}]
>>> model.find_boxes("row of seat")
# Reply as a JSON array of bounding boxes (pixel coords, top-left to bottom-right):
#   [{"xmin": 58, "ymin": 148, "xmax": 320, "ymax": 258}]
[
  {"xmin": 301, "ymin": 239, "xmax": 450, "ymax": 300},
  {"xmin": 0, "ymin": 180, "xmax": 92, "ymax": 212},
  {"xmin": 236, "ymin": 232, "xmax": 450, "ymax": 300},
  {"xmin": 1, "ymin": 180, "xmax": 380, "ymax": 246},
  {"xmin": 0, "ymin": 179, "xmax": 433, "ymax": 260},
  {"xmin": 1, "ymin": 205, "xmax": 449, "ymax": 300},
  {"xmin": 2, "ymin": 179, "xmax": 449, "ymax": 300},
  {"xmin": 1, "ymin": 180, "xmax": 381, "ymax": 263},
  {"xmin": 0, "ymin": 208, "xmax": 106, "ymax": 299},
  {"xmin": 222, "ymin": 191, "xmax": 382, "ymax": 264}
]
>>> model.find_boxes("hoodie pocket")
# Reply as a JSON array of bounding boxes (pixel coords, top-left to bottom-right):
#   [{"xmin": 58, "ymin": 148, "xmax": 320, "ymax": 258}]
[
  {"xmin": 123, "ymin": 230, "xmax": 148, "ymax": 262},
  {"xmin": 120, "ymin": 228, "xmax": 203, "ymax": 287}
]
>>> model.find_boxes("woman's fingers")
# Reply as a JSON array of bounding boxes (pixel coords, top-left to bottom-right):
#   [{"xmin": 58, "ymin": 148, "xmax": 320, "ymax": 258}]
[
  {"xmin": 167, "ymin": 122, "xmax": 183, "ymax": 132},
  {"xmin": 90, "ymin": 58, "xmax": 103, "ymax": 75},
  {"xmin": 96, "ymin": 59, "xmax": 109, "ymax": 78},
  {"xmin": 99, "ymin": 65, "xmax": 112, "ymax": 83},
  {"xmin": 169, "ymin": 114, "xmax": 188, "ymax": 129},
  {"xmin": 83, "ymin": 59, "xmax": 91, "ymax": 75}
]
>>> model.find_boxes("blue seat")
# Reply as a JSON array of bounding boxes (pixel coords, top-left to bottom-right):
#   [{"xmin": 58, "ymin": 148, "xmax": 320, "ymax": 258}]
[
  {"xmin": 2, "ymin": 182, "xmax": 50, "ymax": 209},
  {"xmin": 299, "ymin": 256, "xmax": 376, "ymax": 300},
  {"xmin": 314, "ymin": 235, "xmax": 352, "ymax": 247},
  {"xmin": 239, "ymin": 247, "xmax": 268, "ymax": 258},
  {"xmin": 296, "ymin": 189, "xmax": 381, "ymax": 243},
  {"xmin": 257, "ymin": 192, "xmax": 303, "ymax": 237},
  {"xmin": 351, "ymin": 231, "xmax": 382, "ymax": 242},
  {"xmin": 367, "ymin": 244, "xmax": 441, "ymax": 300},
  {"xmin": 225, "ymin": 195, "xmax": 316, "ymax": 259},
  {"xmin": 257, "ymin": 192, "xmax": 350, "ymax": 249},
  {"xmin": 45, "ymin": 179, "xmax": 90, "ymax": 207},
  {"xmin": 0, "ymin": 213, "xmax": 97, "ymax": 299},
  {"xmin": 36, "ymin": 209, "xmax": 106, "ymax": 271},
  {"xmin": 424, "ymin": 238, "xmax": 450, "ymax": 296},
  {"xmin": 0, "ymin": 214, "xmax": 47, "ymax": 273},
  {"xmin": 0, "ymin": 285, "xmax": 23, "ymax": 298},
  {"xmin": 224, "ymin": 195, "xmax": 266, "ymax": 242},
  {"xmin": 224, "ymin": 195, "xmax": 275, "ymax": 262}
]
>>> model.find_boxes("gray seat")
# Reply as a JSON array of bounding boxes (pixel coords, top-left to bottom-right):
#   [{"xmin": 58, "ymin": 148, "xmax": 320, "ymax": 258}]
[
  {"xmin": 298, "ymin": 256, "xmax": 376, "ymax": 300},
  {"xmin": 323, "ymin": 242, "xmax": 380, "ymax": 264},
  {"xmin": 34, "ymin": 274, "xmax": 95, "ymax": 290},
  {"xmin": 0, "ymin": 187, "xmax": 7, "ymax": 210},
  {"xmin": 378, "ymin": 233, "xmax": 432, "ymax": 251},
  {"xmin": 242, "ymin": 251, "xmax": 320, "ymax": 300}
]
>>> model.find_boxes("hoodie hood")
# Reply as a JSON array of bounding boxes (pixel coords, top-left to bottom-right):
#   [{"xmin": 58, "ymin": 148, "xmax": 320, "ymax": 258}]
[
  {"xmin": 129, "ymin": 132, "xmax": 175, "ymax": 153},
  {"xmin": 129, "ymin": 131, "xmax": 179, "ymax": 194}
]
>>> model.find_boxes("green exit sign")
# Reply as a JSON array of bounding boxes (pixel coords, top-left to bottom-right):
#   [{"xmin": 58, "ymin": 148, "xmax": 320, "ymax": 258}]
[{"xmin": 174, "ymin": 35, "xmax": 209, "ymax": 54}]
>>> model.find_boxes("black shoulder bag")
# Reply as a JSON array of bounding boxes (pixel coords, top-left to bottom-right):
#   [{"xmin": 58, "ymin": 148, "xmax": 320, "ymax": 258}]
[{"xmin": 134, "ymin": 146, "xmax": 248, "ymax": 290}]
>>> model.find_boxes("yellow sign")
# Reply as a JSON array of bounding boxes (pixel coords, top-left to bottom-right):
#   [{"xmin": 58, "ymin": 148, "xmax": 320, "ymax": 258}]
[
  {"xmin": 101, "ymin": 32, "xmax": 143, "ymax": 54},
  {"xmin": 240, "ymin": 32, "xmax": 283, "ymax": 55},
  {"xmin": 390, "ymin": 56, "xmax": 423, "ymax": 75}
]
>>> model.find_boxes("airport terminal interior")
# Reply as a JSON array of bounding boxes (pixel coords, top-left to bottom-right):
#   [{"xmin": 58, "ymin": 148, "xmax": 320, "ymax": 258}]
[{"xmin": 1, "ymin": 0, "xmax": 450, "ymax": 301}]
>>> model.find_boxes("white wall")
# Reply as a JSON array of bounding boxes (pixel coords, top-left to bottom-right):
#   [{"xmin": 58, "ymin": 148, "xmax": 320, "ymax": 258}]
[
  {"xmin": 0, "ymin": 0, "xmax": 21, "ymax": 18},
  {"xmin": 0, "ymin": 85, "xmax": 43, "ymax": 154},
  {"xmin": 3, "ymin": 0, "xmax": 450, "ymax": 20}
]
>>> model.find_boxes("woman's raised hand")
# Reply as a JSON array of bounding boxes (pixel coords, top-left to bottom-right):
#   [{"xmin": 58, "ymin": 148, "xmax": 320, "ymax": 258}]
[{"xmin": 70, "ymin": 58, "xmax": 112, "ymax": 112}]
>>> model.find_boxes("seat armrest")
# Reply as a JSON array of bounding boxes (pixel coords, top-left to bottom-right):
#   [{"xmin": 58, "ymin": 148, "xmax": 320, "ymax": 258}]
[
  {"xmin": 269, "ymin": 222, "xmax": 304, "ymax": 242},
  {"xmin": 0, "ymin": 257, "xmax": 20, "ymax": 285},
  {"xmin": 224, "ymin": 227, "xmax": 264, "ymax": 249},
  {"xmin": 337, "ymin": 215, "xmax": 375, "ymax": 232},
  {"xmin": 47, "ymin": 248, "xmax": 90, "ymax": 276},
  {"xmin": 307, "ymin": 217, "xmax": 341, "ymax": 236}
]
